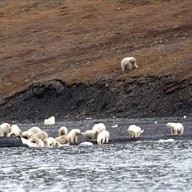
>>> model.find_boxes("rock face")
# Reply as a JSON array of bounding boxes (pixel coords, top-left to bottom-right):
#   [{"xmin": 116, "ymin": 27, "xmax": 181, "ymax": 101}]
[
  {"xmin": 0, "ymin": 0, "xmax": 191, "ymax": 121},
  {"xmin": 0, "ymin": 77, "xmax": 191, "ymax": 121}
]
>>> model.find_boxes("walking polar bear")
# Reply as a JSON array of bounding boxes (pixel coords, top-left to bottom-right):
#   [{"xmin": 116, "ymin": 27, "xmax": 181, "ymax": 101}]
[
  {"xmin": 166, "ymin": 122, "xmax": 184, "ymax": 136},
  {"xmin": 127, "ymin": 125, "xmax": 144, "ymax": 138},
  {"xmin": 67, "ymin": 129, "xmax": 81, "ymax": 143},
  {"xmin": 121, "ymin": 57, "xmax": 138, "ymax": 71}
]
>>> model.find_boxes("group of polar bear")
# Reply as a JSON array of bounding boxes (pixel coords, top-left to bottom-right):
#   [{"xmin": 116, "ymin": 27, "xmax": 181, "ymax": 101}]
[
  {"xmin": 0, "ymin": 122, "xmax": 110, "ymax": 148},
  {"xmin": 0, "ymin": 121, "xmax": 184, "ymax": 148}
]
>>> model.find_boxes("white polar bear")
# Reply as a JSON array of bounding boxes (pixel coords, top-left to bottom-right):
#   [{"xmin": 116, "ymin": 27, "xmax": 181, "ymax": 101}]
[
  {"xmin": 58, "ymin": 126, "xmax": 68, "ymax": 136},
  {"xmin": 92, "ymin": 123, "xmax": 106, "ymax": 133},
  {"xmin": 67, "ymin": 129, "xmax": 81, "ymax": 143},
  {"xmin": 44, "ymin": 116, "xmax": 55, "ymax": 125},
  {"xmin": 36, "ymin": 131, "xmax": 49, "ymax": 140},
  {"xmin": 55, "ymin": 135, "xmax": 69, "ymax": 145},
  {"xmin": 97, "ymin": 130, "xmax": 110, "ymax": 145},
  {"xmin": 121, "ymin": 57, "xmax": 138, "ymax": 71},
  {"xmin": 127, "ymin": 125, "xmax": 144, "ymax": 138},
  {"xmin": 44, "ymin": 137, "xmax": 59, "ymax": 147},
  {"xmin": 28, "ymin": 131, "xmax": 48, "ymax": 142},
  {"xmin": 0, "ymin": 123, "xmax": 11, "ymax": 136},
  {"xmin": 166, "ymin": 122, "xmax": 184, "ymax": 136},
  {"xmin": 27, "ymin": 134, "xmax": 45, "ymax": 147},
  {"xmin": 21, "ymin": 130, "xmax": 35, "ymax": 139},
  {"xmin": 82, "ymin": 130, "xmax": 99, "ymax": 142},
  {"xmin": 28, "ymin": 127, "xmax": 42, "ymax": 134},
  {"xmin": 8, "ymin": 125, "xmax": 22, "ymax": 137}
]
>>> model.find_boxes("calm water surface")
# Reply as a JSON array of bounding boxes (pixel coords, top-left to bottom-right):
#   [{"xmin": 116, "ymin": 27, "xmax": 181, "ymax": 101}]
[{"xmin": 0, "ymin": 140, "xmax": 192, "ymax": 192}]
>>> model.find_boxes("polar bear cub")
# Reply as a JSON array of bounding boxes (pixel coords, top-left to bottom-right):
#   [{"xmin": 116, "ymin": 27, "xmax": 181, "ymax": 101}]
[
  {"xmin": 97, "ymin": 130, "xmax": 110, "ymax": 145},
  {"xmin": 127, "ymin": 125, "xmax": 144, "ymax": 138},
  {"xmin": 8, "ymin": 125, "xmax": 22, "ymax": 137},
  {"xmin": 0, "ymin": 123, "xmax": 11, "ymax": 136},
  {"xmin": 67, "ymin": 129, "xmax": 81, "ymax": 143},
  {"xmin": 166, "ymin": 122, "xmax": 184, "ymax": 136},
  {"xmin": 121, "ymin": 57, "xmax": 138, "ymax": 71}
]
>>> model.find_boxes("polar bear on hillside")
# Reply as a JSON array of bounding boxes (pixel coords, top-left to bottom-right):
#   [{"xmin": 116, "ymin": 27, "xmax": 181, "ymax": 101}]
[
  {"xmin": 0, "ymin": 123, "xmax": 11, "ymax": 136},
  {"xmin": 8, "ymin": 125, "xmax": 22, "ymax": 137},
  {"xmin": 121, "ymin": 57, "xmax": 138, "ymax": 71},
  {"xmin": 127, "ymin": 125, "xmax": 144, "ymax": 138},
  {"xmin": 97, "ymin": 130, "xmax": 110, "ymax": 145},
  {"xmin": 67, "ymin": 129, "xmax": 81, "ymax": 143},
  {"xmin": 166, "ymin": 122, "xmax": 184, "ymax": 136}
]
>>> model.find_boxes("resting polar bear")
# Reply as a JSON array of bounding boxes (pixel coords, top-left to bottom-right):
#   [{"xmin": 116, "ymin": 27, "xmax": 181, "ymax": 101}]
[
  {"xmin": 97, "ymin": 130, "xmax": 110, "ymax": 145},
  {"xmin": 121, "ymin": 57, "xmax": 138, "ymax": 71},
  {"xmin": 0, "ymin": 123, "xmax": 11, "ymax": 136},
  {"xmin": 127, "ymin": 125, "xmax": 144, "ymax": 138},
  {"xmin": 67, "ymin": 129, "xmax": 81, "ymax": 143},
  {"xmin": 44, "ymin": 137, "xmax": 59, "ymax": 147},
  {"xmin": 166, "ymin": 122, "xmax": 184, "ymax": 136},
  {"xmin": 44, "ymin": 116, "xmax": 55, "ymax": 125},
  {"xmin": 55, "ymin": 135, "xmax": 69, "ymax": 145}
]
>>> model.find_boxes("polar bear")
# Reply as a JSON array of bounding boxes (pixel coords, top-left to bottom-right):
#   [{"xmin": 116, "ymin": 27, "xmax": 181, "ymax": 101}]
[
  {"xmin": 0, "ymin": 123, "xmax": 11, "ymax": 136},
  {"xmin": 166, "ymin": 122, "xmax": 184, "ymax": 136},
  {"xmin": 28, "ymin": 127, "xmax": 42, "ymax": 134},
  {"xmin": 97, "ymin": 130, "xmax": 110, "ymax": 145},
  {"xmin": 55, "ymin": 135, "xmax": 69, "ymax": 145},
  {"xmin": 92, "ymin": 123, "xmax": 106, "ymax": 133},
  {"xmin": 44, "ymin": 116, "xmax": 55, "ymax": 125},
  {"xmin": 121, "ymin": 57, "xmax": 138, "ymax": 71},
  {"xmin": 27, "ymin": 135, "xmax": 45, "ymax": 147},
  {"xmin": 44, "ymin": 137, "xmax": 59, "ymax": 147},
  {"xmin": 36, "ymin": 131, "xmax": 49, "ymax": 140},
  {"xmin": 82, "ymin": 130, "xmax": 99, "ymax": 142},
  {"xmin": 127, "ymin": 125, "xmax": 144, "ymax": 138},
  {"xmin": 58, "ymin": 126, "xmax": 68, "ymax": 136},
  {"xmin": 67, "ymin": 129, "xmax": 81, "ymax": 143},
  {"xmin": 8, "ymin": 125, "xmax": 22, "ymax": 137},
  {"xmin": 21, "ymin": 130, "xmax": 35, "ymax": 139},
  {"xmin": 28, "ymin": 131, "xmax": 48, "ymax": 142}
]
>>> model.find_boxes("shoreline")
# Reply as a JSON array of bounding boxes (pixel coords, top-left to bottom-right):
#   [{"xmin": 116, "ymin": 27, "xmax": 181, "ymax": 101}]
[{"xmin": 0, "ymin": 116, "xmax": 191, "ymax": 148}]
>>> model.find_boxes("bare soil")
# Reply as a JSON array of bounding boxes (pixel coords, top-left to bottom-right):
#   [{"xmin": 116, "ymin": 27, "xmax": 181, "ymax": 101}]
[{"xmin": 0, "ymin": 0, "xmax": 191, "ymax": 121}]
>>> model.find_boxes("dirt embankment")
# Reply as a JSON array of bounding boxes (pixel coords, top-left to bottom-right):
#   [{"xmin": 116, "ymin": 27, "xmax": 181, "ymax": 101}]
[{"xmin": 0, "ymin": 0, "xmax": 191, "ymax": 121}]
